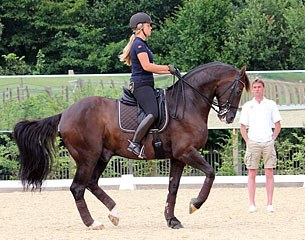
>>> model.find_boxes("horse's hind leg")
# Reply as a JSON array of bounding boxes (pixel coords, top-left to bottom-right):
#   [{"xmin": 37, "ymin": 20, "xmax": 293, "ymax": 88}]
[
  {"xmin": 70, "ymin": 165, "xmax": 99, "ymax": 228},
  {"xmin": 164, "ymin": 159, "xmax": 185, "ymax": 229},
  {"xmin": 68, "ymin": 152, "xmax": 107, "ymax": 230},
  {"xmin": 87, "ymin": 159, "xmax": 119, "ymax": 226}
]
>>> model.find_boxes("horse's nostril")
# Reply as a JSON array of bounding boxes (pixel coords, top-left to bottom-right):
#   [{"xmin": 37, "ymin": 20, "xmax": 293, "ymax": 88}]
[{"xmin": 226, "ymin": 114, "xmax": 235, "ymax": 123}]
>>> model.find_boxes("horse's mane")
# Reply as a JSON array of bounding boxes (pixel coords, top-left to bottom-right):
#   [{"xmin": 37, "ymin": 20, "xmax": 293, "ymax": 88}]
[{"xmin": 167, "ymin": 62, "xmax": 237, "ymax": 90}]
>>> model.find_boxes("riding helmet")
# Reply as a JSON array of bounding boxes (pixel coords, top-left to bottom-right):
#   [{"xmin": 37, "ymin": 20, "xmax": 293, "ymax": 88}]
[{"xmin": 130, "ymin": 12, "xmax": 152, "ymax": 29}]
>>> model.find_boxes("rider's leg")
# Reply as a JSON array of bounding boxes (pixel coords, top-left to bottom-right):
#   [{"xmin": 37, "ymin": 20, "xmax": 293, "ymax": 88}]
[{"xmin": 127, "ymin": 85, "xmax": 158, "ymax": 158}]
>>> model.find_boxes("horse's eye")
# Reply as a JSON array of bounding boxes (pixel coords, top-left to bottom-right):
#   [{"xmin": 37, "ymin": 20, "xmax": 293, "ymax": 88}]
[{"xmin": 236, "ymin": 89, "xmax": 242, "ymax": 95}]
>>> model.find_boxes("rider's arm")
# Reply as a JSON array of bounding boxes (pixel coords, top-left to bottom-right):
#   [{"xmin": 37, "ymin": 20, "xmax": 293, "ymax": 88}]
[{"xmin": 137, "ymin": 52, "xmax": 170, "ymax": 74}]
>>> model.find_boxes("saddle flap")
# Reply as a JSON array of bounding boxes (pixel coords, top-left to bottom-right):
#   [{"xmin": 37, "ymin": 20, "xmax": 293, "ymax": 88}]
[{"xmin": 118, "ymin": 88, "xmax": 169, "ymax": 133}]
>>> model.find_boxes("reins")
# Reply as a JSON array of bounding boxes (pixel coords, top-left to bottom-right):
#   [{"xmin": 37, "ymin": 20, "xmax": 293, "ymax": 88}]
[{"xmin": 169, "ymin": 69, "xmax": 243, "ymax": 119}]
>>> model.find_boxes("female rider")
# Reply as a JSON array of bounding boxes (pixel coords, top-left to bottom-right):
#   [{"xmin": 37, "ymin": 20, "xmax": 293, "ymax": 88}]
[{"xmin": 119, "ymin": 12, "xmax": 176, "ymax": 158}]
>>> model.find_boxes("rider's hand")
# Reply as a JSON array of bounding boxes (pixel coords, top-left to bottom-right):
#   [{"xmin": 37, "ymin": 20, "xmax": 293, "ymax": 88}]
[{"xmin": 168, "ymin": 64, "xmax": 177, "ymax": 75}]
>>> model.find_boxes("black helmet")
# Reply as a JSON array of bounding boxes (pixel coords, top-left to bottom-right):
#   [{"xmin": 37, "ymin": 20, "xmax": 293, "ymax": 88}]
[{"xmin": 130, "ymin": 12, "xmax": 152, "ymax": 29}]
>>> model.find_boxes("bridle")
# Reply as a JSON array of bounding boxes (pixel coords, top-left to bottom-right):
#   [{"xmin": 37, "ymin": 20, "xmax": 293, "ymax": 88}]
[
  {"xmin": 215, "ymin": 74, "xmax": 245, "ymax": 119},
  {"xmin": 170, "ymin": 70, "xmax": 245, "ymax": 119}
]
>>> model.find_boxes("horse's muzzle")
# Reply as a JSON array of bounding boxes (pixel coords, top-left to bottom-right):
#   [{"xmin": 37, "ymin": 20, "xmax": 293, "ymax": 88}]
[{"xmin": 218, "ymin": 109, "xmax": 235, "ymax": 124}]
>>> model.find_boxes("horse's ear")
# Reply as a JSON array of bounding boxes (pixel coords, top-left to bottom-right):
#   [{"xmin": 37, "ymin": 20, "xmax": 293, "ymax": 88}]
[
  {"xmin": 240, "ymin": 66, "xmax": 250, "ymax": 92},
  {"xmin": 240, "ymin": 66, "xmax": 246, "ymax": 76}
]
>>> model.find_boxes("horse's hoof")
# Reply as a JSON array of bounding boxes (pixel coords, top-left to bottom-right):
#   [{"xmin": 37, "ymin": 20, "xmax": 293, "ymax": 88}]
[
  {"xmin": 89, "ymin": 220, "xmax": 105, "ymax": 230},
  {"xmin": 189, "ymin": 198, "xmax": 198, "ymax": 214},
  {"xmin": 108, "ymin": 214, "xmax": 119, "ymax": 226},
  {"xmin": 167, "ymin": 217, "xmax": 184, "ymax": 229}
]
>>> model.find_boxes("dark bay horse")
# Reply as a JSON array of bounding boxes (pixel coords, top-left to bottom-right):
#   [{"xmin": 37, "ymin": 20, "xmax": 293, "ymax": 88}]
[{"xmin": 13, "ymin": 62, "xmax": 250, "ymax": 230}]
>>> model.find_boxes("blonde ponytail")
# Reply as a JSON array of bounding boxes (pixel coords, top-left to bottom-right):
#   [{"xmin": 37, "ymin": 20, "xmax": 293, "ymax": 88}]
[{"xmin": 119, "ymin": 29, "xmax": 141, "ymax": 66}]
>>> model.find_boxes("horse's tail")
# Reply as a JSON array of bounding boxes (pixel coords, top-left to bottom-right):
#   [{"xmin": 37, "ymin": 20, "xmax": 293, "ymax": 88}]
[{"xmin": 13, "ymin": 113, "xmax": 62, "ymax": 190}]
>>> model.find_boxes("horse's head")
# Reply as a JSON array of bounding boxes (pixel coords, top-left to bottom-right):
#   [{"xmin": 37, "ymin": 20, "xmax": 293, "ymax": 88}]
[{"xmin": 215, "ymin": 66, "xmax": 250, "ymax": 123}]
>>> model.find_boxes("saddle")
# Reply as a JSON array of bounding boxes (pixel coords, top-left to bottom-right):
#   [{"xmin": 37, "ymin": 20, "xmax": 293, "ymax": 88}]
[
  {"xmin": 118, "ymin": 87, "xmax": 169, "ymax": 159},
  {"xmin": 118, "ymin": 87, "xmax": 168, "ymax": 133}
]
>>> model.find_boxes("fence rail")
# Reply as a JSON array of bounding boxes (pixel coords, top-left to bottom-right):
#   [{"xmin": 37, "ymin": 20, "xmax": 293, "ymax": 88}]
[
  {"xmin": 1, "ymin": 72, "xmax": 305, "ymax": 106},
  {"xmin": 1, "ymin": 79, "xmax": 130, "ymax": 103}
]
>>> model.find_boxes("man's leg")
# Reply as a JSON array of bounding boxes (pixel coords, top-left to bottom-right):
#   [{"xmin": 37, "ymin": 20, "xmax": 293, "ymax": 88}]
[
  {"xmin": 248, "ymin": 169, "xmax": 257, "ymax": 206},
  {"xmin": 265, "ymin": 168, "xmax": 274, "ymax": 206},
  {"xmin": 263, "ymin": 140, "xmax": 277, "ymax": 212}
]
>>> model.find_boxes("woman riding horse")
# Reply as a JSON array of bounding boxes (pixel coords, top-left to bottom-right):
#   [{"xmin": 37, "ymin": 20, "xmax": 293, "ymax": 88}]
[
  {"xmin": 119, "ymin": 12, "xmax": 177, "ymax": 158},
  {"xmin": 14, "ymin": 51, "xmax": 250, "ymax": 230}
]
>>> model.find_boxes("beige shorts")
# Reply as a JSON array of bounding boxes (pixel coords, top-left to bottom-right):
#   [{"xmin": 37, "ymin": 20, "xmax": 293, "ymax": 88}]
[{"xmin": 244, "ymin": 140, "xmax": 277, "ymax": 169}]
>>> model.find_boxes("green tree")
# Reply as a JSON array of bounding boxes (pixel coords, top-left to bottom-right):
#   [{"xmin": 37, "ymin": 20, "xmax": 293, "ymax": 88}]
[
  {"xmin": 0, "ymin": 0, "xmax": 40, "ymax": 66},
  {"xmin": 283, "ymin": 2, "xmax": 305, "ymax": 69},
  {"xmin": 88, "ymin": 0, "xmax": 183, "ymax": 73},
  {"xmin": 1, "ymin": 0, "xmax": 304, "ymax": 73},
  {"xmin": 0, "ymin": 134, "xmax": 19, "ymax": 180},
  {"xmin": 150, "ymin": 0, "xmax": 234, "ymax": 71},
  {"xmin": 0, "ymin": 0, "xmax": 182, "ymax": 74},
  {"xmin": 221, "ymin": 0, "xmax": 305, "ymax": 70},
  {"xmin": 33, "ymin": 49, "xmax": 47, "ymax": 75},
  {"xmin": 0, "ymin": 53, "xmax": 31, "ymax": 75},
  {"xmin": 0, "ymin": 19, "xmax": 3, "ymax": 37}
]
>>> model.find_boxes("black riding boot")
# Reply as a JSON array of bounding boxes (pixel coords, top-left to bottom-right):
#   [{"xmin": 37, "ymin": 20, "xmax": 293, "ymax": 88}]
[{"xmin": 127, "ymin": 114, "xmax": 155, "ymax": 158}]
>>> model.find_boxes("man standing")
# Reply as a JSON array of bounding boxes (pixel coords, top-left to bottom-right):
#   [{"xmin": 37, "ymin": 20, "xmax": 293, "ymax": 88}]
[{"xmin": 239, "ymin": 78, "xmax": 282, "ymax": 213}]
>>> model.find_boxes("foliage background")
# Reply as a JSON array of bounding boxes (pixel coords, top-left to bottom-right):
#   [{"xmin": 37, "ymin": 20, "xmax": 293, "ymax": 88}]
[{"xmin": 0, "ymin": 0, "xmax": 304, "ymax": 75}]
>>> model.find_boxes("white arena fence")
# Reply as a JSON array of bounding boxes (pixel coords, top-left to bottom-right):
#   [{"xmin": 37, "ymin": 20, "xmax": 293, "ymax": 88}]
[
  {"xmin": 1, "ymin": 145, "xmax": 302, "ymax": 180},
  {"xmin": 1, "ymin": 174, "xmax": 304, "ymax": 192},
  {"xmin": 0, "ymin": 142, "xmax": 304, "ymax": 181}
]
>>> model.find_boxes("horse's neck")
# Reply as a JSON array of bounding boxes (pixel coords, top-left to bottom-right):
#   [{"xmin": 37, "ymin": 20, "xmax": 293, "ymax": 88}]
[{"xmin": 166, "ymin": 78, "xmax": 216, "ymax": 122}]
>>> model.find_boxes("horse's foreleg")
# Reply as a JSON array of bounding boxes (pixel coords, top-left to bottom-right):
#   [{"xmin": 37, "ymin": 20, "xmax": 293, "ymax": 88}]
[
  {"xmin": 164, "ymin": 159, "xmax": 185, "ymax": 229},
  {"xmin": 189, "ymin": 175, "xmax": 215, "ymax": 213},
  {"xmin": 87, "ymin": 159, "xmax": 118, "ymax": 226},
  {"xmin": 181, "ymin": 149, "xmax": 215, "ymax": 214}
]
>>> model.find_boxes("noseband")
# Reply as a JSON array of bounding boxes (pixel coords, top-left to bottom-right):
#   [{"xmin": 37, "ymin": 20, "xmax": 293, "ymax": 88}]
[{"xmin": 170, "ymin": 71, "xmax": 244, "ymax": 119}]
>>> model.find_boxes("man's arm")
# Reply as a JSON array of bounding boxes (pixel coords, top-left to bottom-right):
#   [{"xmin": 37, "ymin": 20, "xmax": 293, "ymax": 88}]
[
  {"xmin": 240, "ymin": 124, "xmax": 249, "ymax": 143},
  {"xmin": 272, "ymin": 121, "xmax": 281, "ymax": 140}
]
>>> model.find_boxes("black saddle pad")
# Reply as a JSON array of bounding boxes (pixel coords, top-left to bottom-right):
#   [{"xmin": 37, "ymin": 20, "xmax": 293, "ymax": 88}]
[{"xmin": 118, "ymin": 88, "xmax": 169, "ymax": 133}]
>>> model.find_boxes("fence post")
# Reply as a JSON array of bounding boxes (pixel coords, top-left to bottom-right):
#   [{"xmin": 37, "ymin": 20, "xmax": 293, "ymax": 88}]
[
  {"xmin": 128, "ymin": 159, "xmax": 133, "ymax": 175},
  {"xmin": 78, "ymin": 79, "xmax": 83, "ymax": 90},
  {"xmin": 45, "ymin": 87, "xmax": 52, "ymax": 97},
  {"xmin": 282, "ymin": 84, "xmax": 290, "ymax": 105},
  {"xmin": 232, "ymin": 128, "xmax": 241, "ymax": 175},
  {"xmin": 297, "ymin": 82, "xmax": 304, "ymax": 104},
  {"xmin": 25, "ymin": 86, "xmax": 30, "ymax": 98},
  {"xmin": 65, "ymin": 86, "xmax": 69, "ymax": 102},
  {"xmin": 18, "ymin": 78, "xmax": 24, "ymax": 101},
  {"xmin": 17, "ymin": 87, "xmax": 21, "ymax": 102}
]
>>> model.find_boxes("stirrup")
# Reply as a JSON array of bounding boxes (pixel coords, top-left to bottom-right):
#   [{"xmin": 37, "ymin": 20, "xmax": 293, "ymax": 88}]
[
  {"xmin": 127, "ymin": 140, "xmax": 146, "ymax": 159},
  {"xmin": 138, "ymin": 145, "xmax": 146, "ymax": 159}
]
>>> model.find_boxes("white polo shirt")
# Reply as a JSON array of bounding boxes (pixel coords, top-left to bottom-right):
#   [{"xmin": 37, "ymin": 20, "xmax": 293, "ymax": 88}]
[{"xmin": 239, "ymin": 97, "xmax": 282, "ymax": 142}]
